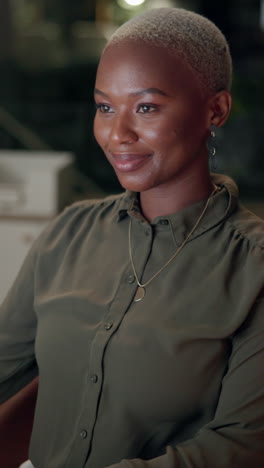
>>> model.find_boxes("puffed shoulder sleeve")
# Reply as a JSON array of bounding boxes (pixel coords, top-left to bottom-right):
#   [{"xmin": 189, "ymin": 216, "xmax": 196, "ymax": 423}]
[{"xmin": 107, "ymin": 292, "xmax": 264, "ymax": 468}]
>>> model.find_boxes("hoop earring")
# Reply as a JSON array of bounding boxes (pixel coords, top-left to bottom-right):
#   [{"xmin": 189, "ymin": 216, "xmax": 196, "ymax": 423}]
[{"xmin": 207, "ymin": 125, "xmax": 217, "ymax": 171}]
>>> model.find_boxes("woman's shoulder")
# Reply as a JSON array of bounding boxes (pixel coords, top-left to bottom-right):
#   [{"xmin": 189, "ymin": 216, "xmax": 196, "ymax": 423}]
[
  {"xmin": 213, "ymin": 173, "xmax": 264, "ymax": 251},
  {"xmin": 64, "ymin": 191, "xmax": 126, "ymax": 213},
  {"xmin": 36, "ymin": 192, "xmax": 127, "ymax": 251},
  {"xmin": 61, "ymin": 192, "xmax": 125, "ymax": 221},
  {"xmin": 226, "ymin": 202, "xmax": 264, "ymax": 251}
]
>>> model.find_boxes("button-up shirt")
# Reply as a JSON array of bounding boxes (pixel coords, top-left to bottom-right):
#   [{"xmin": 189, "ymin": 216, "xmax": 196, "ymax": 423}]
[{"xmin": 0, "ymin": 174, "xmax": 264, "ymax": 468}]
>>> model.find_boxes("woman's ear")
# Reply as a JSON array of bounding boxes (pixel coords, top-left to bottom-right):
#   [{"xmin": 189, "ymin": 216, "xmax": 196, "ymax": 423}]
[{"xmin": 207, "ymin": 90, "xmax": 232, "ymax": 128}]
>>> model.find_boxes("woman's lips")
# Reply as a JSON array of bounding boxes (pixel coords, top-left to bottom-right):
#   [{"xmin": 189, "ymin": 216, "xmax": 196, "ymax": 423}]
[{"xmin": 110, "ymin": 152, "xmax": 151, "ymax": 172}]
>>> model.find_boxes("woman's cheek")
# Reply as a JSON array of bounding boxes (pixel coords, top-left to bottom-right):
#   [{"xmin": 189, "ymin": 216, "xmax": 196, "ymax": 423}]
[{"xmin": 93, "ymin": 117, "xmax": 109, "ymax": 149}]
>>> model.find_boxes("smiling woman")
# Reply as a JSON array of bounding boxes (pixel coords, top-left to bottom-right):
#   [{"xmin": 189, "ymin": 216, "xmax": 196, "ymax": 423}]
[
  {"xmin": 93, "ymin": 39, "xmax": 231, "ymax": 220},
  {"xmin": 1, "ymin": 7, "xmax": 264, "ymax": 468}
]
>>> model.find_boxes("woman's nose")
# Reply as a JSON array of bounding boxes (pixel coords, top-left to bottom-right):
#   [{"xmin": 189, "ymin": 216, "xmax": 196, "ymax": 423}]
[{"xmin": 109, "ymin": 114, "xmax": 138, "ymax": 144}]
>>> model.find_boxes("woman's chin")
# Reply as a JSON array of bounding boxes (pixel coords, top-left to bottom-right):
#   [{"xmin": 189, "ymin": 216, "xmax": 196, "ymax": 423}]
[{"xmin": 116, "ymin": 173, "xmax": 153, "ymax": 193}]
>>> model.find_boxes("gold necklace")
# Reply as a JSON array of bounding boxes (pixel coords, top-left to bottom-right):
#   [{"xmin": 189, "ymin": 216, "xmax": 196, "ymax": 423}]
[{"xmin": 129, "ymin": 186, "xmax": 218, "ymax": 302}]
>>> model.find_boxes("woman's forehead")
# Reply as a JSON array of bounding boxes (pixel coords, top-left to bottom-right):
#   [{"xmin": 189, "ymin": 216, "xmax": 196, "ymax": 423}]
[{"xmin": 96, "ymin": 41, "xmax": 203, "ymax": 97}]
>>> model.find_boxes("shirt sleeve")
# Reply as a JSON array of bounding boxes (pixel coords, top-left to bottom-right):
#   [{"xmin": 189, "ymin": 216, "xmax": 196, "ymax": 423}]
[
  {"xmin": 0, "ymin": 200, "xmax": 91, "ymax": 405},
  {"xmin": 0, "ymin": 199, "xmax": 97, "ymax": 406},
  {"xmin": 106, "ymin": 294, "xmax": 264, "ymax": 468},
  {"xmin": 0, "ymin": 233, "xmax": 42, "ymax": 404}
]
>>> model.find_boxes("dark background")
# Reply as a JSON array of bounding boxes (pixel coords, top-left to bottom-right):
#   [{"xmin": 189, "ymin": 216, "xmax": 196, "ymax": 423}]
[{"xmin": 0, "ymin": 0, "xmax": 263, "ymax": 202}]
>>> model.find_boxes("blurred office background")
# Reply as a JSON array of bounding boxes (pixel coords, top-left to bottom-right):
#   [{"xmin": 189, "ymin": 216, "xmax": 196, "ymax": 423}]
[{"xmin": 0, "ymin": 0, "xmax": 264, "ymax": 204}]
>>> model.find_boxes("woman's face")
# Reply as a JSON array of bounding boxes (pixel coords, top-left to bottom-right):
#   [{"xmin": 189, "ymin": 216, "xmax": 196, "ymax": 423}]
[{"xmin": 94, "ymin": 41, "xmax": 212, "ymax": 193}]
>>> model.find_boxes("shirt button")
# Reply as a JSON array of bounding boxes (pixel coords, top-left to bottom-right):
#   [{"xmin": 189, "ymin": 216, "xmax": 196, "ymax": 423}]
[
  {"xmin": 159, "ymin": 219, "xmax": 169, "ymax": 225},
  {"xmin": 79, "ymin": 429, "xmax": 87, "ymax": 439},
  {"xmin": 104, "ymin": 322, "xmax": 113, "ymax": 330},
  {"xmin": 127, "ymin": 274, "xmax": 135, "ymax": 284},
  {"xmin": 90, "ymin": 374, "xmax": 98, "ymax": 383}
]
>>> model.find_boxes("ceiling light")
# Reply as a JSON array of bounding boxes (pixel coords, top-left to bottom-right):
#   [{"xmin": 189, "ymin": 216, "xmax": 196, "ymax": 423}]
[
  {"xmin": 124, "ymin": 0, "xmax": 146, "ymax": 5},
  {"xmin": 117, "ymin": 0, "xmax": 146, "ymax": 9}
]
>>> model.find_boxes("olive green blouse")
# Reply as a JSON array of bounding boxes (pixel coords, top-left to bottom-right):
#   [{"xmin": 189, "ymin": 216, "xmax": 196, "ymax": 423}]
[{"xmin": 0, "ymin": 174, "xmax": 264, "ymax": 468}]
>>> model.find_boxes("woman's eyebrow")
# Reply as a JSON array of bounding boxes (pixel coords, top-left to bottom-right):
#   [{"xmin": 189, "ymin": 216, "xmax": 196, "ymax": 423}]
[
  {"xmin": 129, "ymin": 88, "xmax": 169, "ymax": 97},
  {"xmin": 94, "ymin": 88, "xmax": 169, "ymax": 98},
  {"xmin": 94, "ymin": 88, "xmax": 109, "ymax": 98}
]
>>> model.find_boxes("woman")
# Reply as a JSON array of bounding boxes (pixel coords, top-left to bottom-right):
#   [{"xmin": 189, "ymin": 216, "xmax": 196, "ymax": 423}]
[{"xmin": 1, "ymin": 7, "xmax": 264, "ymax": 468}]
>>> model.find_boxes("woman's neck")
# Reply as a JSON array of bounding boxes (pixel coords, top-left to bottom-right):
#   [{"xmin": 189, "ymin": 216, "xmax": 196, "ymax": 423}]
[{"xmin": 139, "ymin": 173, "xmax": 215, "ymax": 222}]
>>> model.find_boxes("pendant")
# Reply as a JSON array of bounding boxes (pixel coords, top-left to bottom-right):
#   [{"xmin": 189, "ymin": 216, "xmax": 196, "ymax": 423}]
[{"xmin": 134, "ymin": 286, "xmax": 145, "ymax": 302}]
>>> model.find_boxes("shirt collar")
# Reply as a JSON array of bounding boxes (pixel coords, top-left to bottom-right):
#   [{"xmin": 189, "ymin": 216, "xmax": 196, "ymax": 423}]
[{"xmin": 116, "ymin": 173, "xmax": 238, "ymax": 243}]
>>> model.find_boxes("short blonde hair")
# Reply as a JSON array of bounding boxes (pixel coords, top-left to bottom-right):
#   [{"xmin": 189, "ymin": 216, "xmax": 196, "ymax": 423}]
[{"xmin": 106, "ymin": 8, "xmax": 232, "ymax": 94}]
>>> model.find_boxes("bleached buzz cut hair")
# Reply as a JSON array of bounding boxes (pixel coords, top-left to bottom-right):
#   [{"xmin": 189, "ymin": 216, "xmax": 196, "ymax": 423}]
[{"xmin": 106, "ymin": 8, "xmax": 232, "ymax": 94}]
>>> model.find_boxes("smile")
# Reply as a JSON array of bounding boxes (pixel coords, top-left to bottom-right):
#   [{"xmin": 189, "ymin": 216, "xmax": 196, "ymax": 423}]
[{"xmin": 110, "ymin": 152, "xmax": 151, "ymax": 173}]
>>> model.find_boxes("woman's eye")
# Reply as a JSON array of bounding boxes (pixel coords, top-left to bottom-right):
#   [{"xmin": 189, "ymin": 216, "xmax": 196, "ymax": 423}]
[
  {"xmin": 95, "ymin": 104, "xmax": 113, "ymax": 113},
  {"xmin": 138, "ymin": 104, "xmax": 157, "ymax": 113}
]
